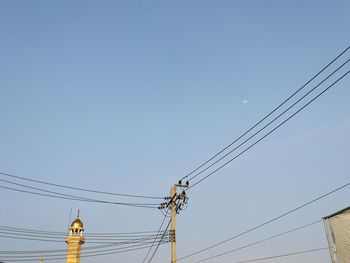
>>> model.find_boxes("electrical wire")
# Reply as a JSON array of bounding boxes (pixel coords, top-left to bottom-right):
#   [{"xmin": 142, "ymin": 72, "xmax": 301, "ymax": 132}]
[
  {"xmin": 188, "ymin": 69, "xmax": 350, "ymax": 189},
  {"xmin": 0, "ymin": 242, "xmax": 166, "ymax": 258},
  {"xmin": 0, "ymin": 184, "xmax": 159, "ymax": 209},
  {"xmin": 0, "ymin": 234, "xmax": 168, "ymax": 245},
  {"xmin": 0, "ymin": 177, "xmax": 161, "ymax": 206},
  {"xmin": 180, "ymin": 46, "xmax": 350, "ymax": 182},
  {"xmin": 187, "ymin": 58, "xmax": 350, "ymax": 184},
  {"xmin": 0, "ymin": 172, "xmax": 162, "ymax": 199},
  {"xmin": 0, "ymin": 226, "xmax": 164, "ymax": 238},
  {"xmin": 0, "ymin": 225, "xmax": 164, "ymax": 236},
  {"xmin": 178, "ymin": 180, "xmax": 350, "ymax": 261},
  {"xmin": 0, "ymin": 234, "xmax": 63, "ymax": 243},
  {"xmin": 142, "ymin": 208, "xmax": 170, "ymax": 263},
  {"xmin": 0, "ymin": 240, "xmax": 170, "ymax": 262},
  {"xmin": 0, "ymin": 232, "xmax": 170, "ymax": 255},
  {"xmin": 0, "ymin": 238, "xmax": 170, "ymax": 258},
  {"xmin": 206, "ymin": 247, "xmax": 328, "ymax": 263},
  {"xmin": 0, "ymin": 230, "xmax": 167, "ymax": 242},
  {"xmin": 146, "ymin": 219, "xmax": 172, "ymax": 263},
  {"xmin": 191, "ymin": 220, "xmax": 321, "ymax": 263}
]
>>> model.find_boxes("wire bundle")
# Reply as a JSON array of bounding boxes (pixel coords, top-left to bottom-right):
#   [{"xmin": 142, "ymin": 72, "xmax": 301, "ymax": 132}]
[
  {"xmin": 179, "ymin": 46, "xmax": 350, "ymax": 190},
  {"xmin": 0, "ymin": 226, "xmax": 170, "ymax": 262},
  {"xmin": 0, "ymin": 172, "xmax": 163, "ymax": 209}
]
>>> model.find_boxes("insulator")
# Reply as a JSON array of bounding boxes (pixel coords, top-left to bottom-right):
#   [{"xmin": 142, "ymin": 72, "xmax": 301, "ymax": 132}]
[
  {"xmin": 178, "ymin": 180, "xmax": 182, "ymax": 185},
  {"xmin": 186, "ymin": 181, "xmax": 189, "ymax": 186}
]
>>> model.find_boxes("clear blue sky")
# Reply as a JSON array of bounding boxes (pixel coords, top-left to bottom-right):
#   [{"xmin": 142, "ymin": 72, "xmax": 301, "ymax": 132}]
[{"xmin": 0, "ymin": 1, "xmax": 350, "ymax": 263}]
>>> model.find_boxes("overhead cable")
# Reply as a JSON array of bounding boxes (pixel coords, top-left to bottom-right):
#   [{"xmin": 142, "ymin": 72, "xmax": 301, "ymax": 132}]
[
  {"xmin": 146, "ymin": 219, "xmax": 172, "ymax": 263},
  {"xmin": 0, "ymin": 172, "xmax": 162, "ymax": 199},
  {"xmin": 181, "ymin": 46, "xmax": 349, "ymax": 183},
  {"xmin": 0, "ymin": 232, "xmax": 170, "ymax": 255},
  {"xmin": 0, "ymin": 241, "xmax": 170, "ymax": 262},
  {"xmin": 0, "ymin": 225, "xmax": 163, "ymax": 236},
  {"xmin": 210, "ymin": 247, "xmax": 327, "ymax": 263},
  {"xmin": 0, "ymin": 184, "xmax": 159, "ymax": 209},
  {"xmin": 178, "ymin": 180, "xmax": 350, "ymax": 261},
  {"xmin": 188, "ymin": 69, "xmax": 350, "ymax": 189},
  {"xmin": 142, "ymin": 208, "xmax": 170, "ymax": 263},
  {"xmin": 191, "ymin": 220, "xmax": 321, "ymax": 263}
]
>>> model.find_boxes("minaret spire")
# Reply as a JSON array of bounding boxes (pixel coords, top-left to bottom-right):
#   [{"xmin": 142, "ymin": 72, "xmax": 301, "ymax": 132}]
[{"xmin": 66, "ymin": 212, "xmax": 85, "ymax": 263}]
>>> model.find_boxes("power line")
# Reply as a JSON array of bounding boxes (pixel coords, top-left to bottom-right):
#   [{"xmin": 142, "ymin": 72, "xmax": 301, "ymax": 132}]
[
  {"xmin": 0, "ymin": 233, "xmax": 170, "ymax": 255},
  {"xmin": 187, "ymin": 58, "xmax": 349, "ymax": 185},
  {"xmin": 142, "ymin": 208, "xmax": 170, "ymax": 263},
  {"xmin": 0, "ymin": 235, "xmax": 166, "ymax": 244},
  {"xmin": 0, "ymin": 172, "xmax": 162, "ymax": 199},
  {"xmin": 0, "ymin": 234, "xmax": 63, "ymax": 243},
  {"xmin": 0, "ymin": 238, "xmax": 170, "ymax": 258},
  {"xmin": 0, "ymin": 226, "xmax": 164, "ymax": 239},
  {"xmin": 0, "ymin": 224, "xmax": 164, "ymax": 236},
  {"xmin": 0, "ymin": 243, "xmax": 163, "ymax": 258},
  {"xmin": 180, "ymin": 46, "xmax": 350, "ymax": 183},
  {"xmin": 0, "ymin": 234, "xmax": 165, "ymax": 244},
  {"xmin": 178, "ymin": 180, "xmax": 350, "ymax": 261},
  {"xmin": 146, "ymin": 219, "xmax": 172, "ymax": 263},
  {"xmin": 188, "ymin": 69, "xmax": 350, "ymax": 189},
  {"xmin": 0, "ymin": 184, "xmax": 159, "ymax": 209},
  {"xmin": 0, "ymin": 241, "xmax": 170, "ymax": 262},
  {"xmin": 191, "ymin": 220, "xmax": 321, "ymax": 263},
  {"xmin": 0, "ymin": 230, "xmax": 167, "ymax": 242},
  {"xmin": 221, "ymin": 247, "xmax": 327, "ymax": 263}
]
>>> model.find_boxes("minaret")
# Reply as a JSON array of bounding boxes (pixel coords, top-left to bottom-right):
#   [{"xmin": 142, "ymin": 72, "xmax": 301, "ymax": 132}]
[{"xmin": 65, "ymin": 211, "xmax": 85, "ymax": 263}]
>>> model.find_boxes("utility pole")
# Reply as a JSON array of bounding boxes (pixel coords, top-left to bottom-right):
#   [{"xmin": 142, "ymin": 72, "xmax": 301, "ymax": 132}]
[
  {"xmin": 159, "ymin": 181, "xmax": 189, "ymax": 263},
  {"xmin": 170, "ymin": 181, "xmax": 189, "ymax": 263},
  {"xmin": 170, "ymin": 185, "xmax": 177, "ymax": 263}
]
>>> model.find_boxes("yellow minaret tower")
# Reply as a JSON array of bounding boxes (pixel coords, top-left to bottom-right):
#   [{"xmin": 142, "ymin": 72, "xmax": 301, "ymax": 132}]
[{"xmin": 65, "ymin": 212, "xmax": 85, "ymax": 263}]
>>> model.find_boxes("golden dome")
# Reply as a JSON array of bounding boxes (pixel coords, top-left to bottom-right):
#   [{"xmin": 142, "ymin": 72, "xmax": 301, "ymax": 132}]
[{"xmin": 71, "ymin": 218, "xmax": 84, "ymax": 229}]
